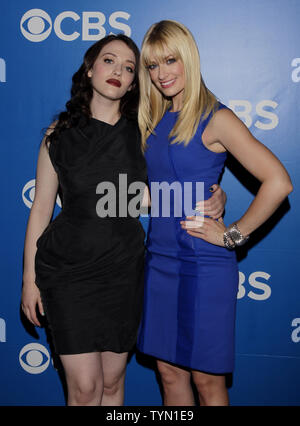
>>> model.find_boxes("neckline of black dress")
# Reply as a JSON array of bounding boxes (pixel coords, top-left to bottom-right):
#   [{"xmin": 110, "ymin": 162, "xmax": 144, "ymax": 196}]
[{"xmin": 90, "ymin": 115, "xmax": 124, "ymax": 128}]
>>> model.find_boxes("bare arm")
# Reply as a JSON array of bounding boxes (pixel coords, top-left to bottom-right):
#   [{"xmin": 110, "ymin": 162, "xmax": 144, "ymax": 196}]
[
  {"xmin": 21, "ymin": 133, "xmax": 59, "ymax": 326},
  {"xmin": 182, "ymin": 108, "xmax": 293, "ymax": 245}
]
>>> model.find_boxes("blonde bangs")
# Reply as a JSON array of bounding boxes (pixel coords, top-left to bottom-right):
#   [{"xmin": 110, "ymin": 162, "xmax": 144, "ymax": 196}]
[{"xmin": 141, "ymin": 36, "xmax": 180, "ymax": 68}]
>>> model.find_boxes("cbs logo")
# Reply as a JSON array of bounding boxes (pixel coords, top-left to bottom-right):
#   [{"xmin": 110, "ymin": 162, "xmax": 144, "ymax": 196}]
[
  {"xmin": 237, "ymin": 271, "xmax": 271, "ymax": 301},
  {"xmin": 229, "ymin": 100, "xmax": 279, "ymax": 130},
  {"xmin": 20, "ymin": 9, "xmax": 131, "ymax": 42},
  {"xmin": 19, "ymin": 343, "xmax": 50, "ymax": 374},
  {"xmin": 22, "ymin": 179, "xmax": 61, "ymax": 208}
]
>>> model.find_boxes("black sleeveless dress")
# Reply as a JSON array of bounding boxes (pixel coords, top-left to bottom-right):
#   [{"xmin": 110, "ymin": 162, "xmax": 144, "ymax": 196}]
[{"xmin": 35, "ymin": 116, "xmax": 146, "ymax": 355}]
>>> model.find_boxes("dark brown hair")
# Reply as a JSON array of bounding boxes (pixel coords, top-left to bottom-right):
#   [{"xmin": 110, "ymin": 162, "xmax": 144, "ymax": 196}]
[{"xmin": 46, "ymin": 34, "xmax": 140, "ymax": 146}]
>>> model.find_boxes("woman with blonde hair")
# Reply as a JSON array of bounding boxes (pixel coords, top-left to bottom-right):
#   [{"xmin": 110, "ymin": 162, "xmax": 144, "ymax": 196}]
[{"xmin": 137, "ymin": 20, "xmax": 292, "ymax": 406}]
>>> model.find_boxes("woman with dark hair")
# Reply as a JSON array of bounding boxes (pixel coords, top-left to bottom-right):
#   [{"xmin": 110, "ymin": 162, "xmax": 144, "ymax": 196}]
[{"xmin": 21, "ymin": 34, "xmax": 146, "ymax": 406}]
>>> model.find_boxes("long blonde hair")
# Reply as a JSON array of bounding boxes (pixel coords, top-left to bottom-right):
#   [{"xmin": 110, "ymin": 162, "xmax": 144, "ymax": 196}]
[{"xmin": 138, "ymin": 20, "xmax": 218, "ymax": 151}]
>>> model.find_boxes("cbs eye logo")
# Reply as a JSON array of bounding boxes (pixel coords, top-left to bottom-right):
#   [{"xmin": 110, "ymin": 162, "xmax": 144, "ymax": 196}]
[
  {"xmin": 20, "ymin": 9, "xmax": 52, "ymax": 42},
  {"xmin": 20, "ymin": 9, "xmax": 131, "ymax": 42},
  {"xmin": 19, "ymin": 343, "xmax": 50, "ymax": 374},
  {"xmin": 22, "ymin": 179, "xmax": 36, "ymax": 208},
  {"xmin": 22, "ymin": 179, "xmax": 61, "ymax": 208}
]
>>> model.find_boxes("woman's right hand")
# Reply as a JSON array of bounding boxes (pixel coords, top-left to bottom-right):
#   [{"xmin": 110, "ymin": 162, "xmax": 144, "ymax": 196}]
[{"xmin": 21, "ymin": 282, "xmax": 45, "ymax": 327}]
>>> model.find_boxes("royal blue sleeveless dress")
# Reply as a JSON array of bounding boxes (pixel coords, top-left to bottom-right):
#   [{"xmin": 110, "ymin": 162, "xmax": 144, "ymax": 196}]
[{"xmin": 137, "ymin": 104, "xmax": 239, "ymax": 374}]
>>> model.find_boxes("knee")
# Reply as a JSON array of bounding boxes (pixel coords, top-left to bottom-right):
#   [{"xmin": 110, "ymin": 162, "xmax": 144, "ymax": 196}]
[
  {"xmin": 193, "ymin": 373, "xmax": 224, "ymax": 398},
  {"xmin": 103, "ymin": 373, "xmax": 125, "ymax": 397},
  {"xmin": 71, "ymin": 379, "xmax": 101, "ymax": 405},
  {"xmin": 157, "ymin": 362, "xmax": 188, "ymax": 388}
]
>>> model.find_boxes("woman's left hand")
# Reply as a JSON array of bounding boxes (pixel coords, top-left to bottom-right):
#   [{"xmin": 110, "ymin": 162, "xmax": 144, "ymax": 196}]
[{"xmin": 180, "ymin": 216, "xmax": 226, "ymax": 247}]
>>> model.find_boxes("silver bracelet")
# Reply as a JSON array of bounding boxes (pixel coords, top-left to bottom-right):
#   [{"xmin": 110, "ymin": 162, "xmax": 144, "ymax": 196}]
[
  {"xmin": 223, "ymin": 231, "xmax": 236, "ymax": 250},
  {"xmin": 227, "ymin": 223, "xmax": 249, "ymax": 246}
]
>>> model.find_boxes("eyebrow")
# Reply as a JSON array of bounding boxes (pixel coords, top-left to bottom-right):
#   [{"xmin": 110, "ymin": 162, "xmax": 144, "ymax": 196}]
[
  {"xmin": 101, "ymin": 52, "xmax": 136, "ymax": 66},
  {"xmin": 146, "ymin": 53, "xmax": 177, "ymax": 66}
]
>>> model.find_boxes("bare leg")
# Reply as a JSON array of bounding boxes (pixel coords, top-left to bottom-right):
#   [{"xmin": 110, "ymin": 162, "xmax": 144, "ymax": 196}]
[
  {"xmin": 157, "ymin": 360, "xmax": 195, "ymax": 406},
  {"xmin": 100, "ymin": 351, "xmax": 128, "ymax": 406},
  {"xmin": 192, "ymin": 370, "xmax": 229, "ymax": 406},
  {"xmin": 60, "ymin": 352, "xmax": 103, "ymax": 406}
]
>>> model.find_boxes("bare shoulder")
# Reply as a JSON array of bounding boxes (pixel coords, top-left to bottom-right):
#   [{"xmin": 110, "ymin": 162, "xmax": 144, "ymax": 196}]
[
  {"xmin": 36, "ymin": 121, "xmax": 59, "ymax": 182},
  {"xmin": 203, "ymin": 107, "xmax": 241, "ymax": 152},
  {"xmin": 45, "ymin": 120, "xmax": 58, "ymax": 137},
  {"xmin": 205, "ymin": 106, "xmax": 254, "ymax": 148},
  {"xmin": 41, "ymin": 120, "xmax": 58, "ymax": 148},
  {"xmin": 210, "ymin": 107, "xmax": 242, "ymax": 130}
]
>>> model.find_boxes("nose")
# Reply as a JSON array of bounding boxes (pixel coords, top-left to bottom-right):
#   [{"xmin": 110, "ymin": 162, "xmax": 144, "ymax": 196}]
[
  {"xmin": 113, "ymin": 63, "xmax": 122, "ymax": 76},
  {"xmin": 158, "ymin": 64, "xmax": 168, "ymax": 81}
]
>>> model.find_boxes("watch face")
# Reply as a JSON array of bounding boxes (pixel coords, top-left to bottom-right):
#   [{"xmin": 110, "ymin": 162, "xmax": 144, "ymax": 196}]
[{"xmin": 231, "ymin": 224, "xmax": 249, "ymax": 246}]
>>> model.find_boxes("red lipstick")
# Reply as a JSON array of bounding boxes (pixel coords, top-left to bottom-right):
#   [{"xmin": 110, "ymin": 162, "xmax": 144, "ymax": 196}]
[{"xmin": 106, "ymin": 79, "xmax": 121, "ymax": 88}]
